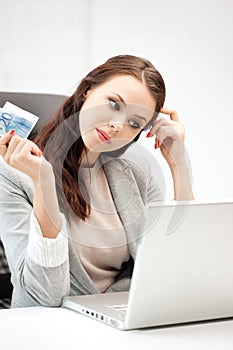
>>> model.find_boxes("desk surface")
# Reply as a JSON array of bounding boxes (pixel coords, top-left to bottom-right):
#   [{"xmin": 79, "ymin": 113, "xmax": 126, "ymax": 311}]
[{"xmin": 1, "ymin": 307, "xmax": 233, "ymax": 350}]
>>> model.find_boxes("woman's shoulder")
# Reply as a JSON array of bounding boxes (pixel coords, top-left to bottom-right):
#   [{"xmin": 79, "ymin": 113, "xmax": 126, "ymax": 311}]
[
  {"xmin": 101, "ymin": 144, "xmax": 156, "ymax": 185},
  {"xmin": 120, "ymin": 143, "xmax": 156, "ymax": 174}
]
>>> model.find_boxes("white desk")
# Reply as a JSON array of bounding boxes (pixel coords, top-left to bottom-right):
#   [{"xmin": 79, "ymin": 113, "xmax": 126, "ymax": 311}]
[{"xmin": 1, "ymin": 307, "xmax": 233, "ymax": 350}]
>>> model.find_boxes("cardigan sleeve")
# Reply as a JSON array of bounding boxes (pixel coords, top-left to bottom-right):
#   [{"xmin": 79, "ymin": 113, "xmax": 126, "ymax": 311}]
[
  {"xmin": 28, "ymin": 211, "xmax": 68, "ymax": 268},
  {"xmin": 0, "ymin": 158, "xmax": 70, "ymax": 308}
]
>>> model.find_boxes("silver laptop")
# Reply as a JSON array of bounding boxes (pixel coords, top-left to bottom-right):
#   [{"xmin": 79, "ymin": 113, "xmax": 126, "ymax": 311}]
[{"xmin": 62, "ymin": 200, "xmax": 233, "ymax": 330}]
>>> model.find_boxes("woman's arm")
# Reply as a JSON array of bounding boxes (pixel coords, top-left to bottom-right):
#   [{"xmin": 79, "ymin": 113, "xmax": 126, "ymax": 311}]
[
  {"xmin": 1, "ymin": 132, "xmax": 62, "ymax": 238},
  {"xmin": 33, "ymin": 164, "xmax": 62, "ymax": 238},
  {"xmin": 0, "ymin": 160, "xmax": 70, "ymax": 307},
  {"xmin": 169, "ymin": 158, "xmax": 194, "ymax": 201},
  {"xmin": 0, "ymin": 132, "xmax": 70, "ymax": 307}
]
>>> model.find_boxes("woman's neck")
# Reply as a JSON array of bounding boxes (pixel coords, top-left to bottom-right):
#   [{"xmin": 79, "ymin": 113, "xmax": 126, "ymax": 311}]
[{"xmin": 80, "ymin": 150, "xmax": 100, "ymax": 168}]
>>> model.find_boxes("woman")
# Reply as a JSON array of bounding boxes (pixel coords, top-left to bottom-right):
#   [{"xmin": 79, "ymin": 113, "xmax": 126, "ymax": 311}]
[{"xmin": 0, "ymin": 55, "xmax": 193, "ymax": 307}]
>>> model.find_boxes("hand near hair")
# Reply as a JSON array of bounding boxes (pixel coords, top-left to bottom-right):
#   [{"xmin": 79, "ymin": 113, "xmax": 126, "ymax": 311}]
[
  {"xmin": 147, "ymin": 108, "xmax": 194, "ymax": 200},
  {"xmin": 148, "ymin": 108, "xmax": 185, "ymax": 168}
]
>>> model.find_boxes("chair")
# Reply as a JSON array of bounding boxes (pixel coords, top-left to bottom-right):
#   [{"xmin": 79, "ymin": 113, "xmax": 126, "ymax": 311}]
[
  {"xmin": 0, "ymin": 91, "xmax": 67, "ymax": 140},
  {"xmin": 0, "ymin": 91, "xmax": 67, "ymax": 307},
  {"xmin": 0, "ymin": 240, "xmax": 13, "ymax": 308}
]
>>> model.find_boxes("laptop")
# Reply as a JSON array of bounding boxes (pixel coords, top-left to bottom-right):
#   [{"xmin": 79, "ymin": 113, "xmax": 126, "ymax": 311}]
[{"xmin": 62, "ymin": 200, "xmax": 233, "ymax": 330}]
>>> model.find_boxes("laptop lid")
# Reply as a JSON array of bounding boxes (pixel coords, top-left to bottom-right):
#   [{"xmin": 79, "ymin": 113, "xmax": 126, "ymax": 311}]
[
  {"xmin": 63, "ymin": 201, "xmax": 233, "ymax": 330},
  {"xmin": 125, "ymin": 200, "xmax": 233, "ymax": 329}
]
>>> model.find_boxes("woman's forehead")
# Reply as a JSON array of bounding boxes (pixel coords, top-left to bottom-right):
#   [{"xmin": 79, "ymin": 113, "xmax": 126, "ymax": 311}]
[{"xmin": 93, "ymin": 74, "xmax": 157, "ymax": 111}]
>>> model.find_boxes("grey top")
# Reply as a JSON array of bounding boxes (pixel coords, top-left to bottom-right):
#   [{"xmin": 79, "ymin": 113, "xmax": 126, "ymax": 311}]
[{"xmin": 0, "ymin": 146, "xmax": 163, "ymax": 308}]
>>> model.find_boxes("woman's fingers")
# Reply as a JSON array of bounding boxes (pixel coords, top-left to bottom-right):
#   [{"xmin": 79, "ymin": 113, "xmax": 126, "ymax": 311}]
[
  {"xmin": 149, "ymin": 118, "xmax": 184, "ymax": 141},
  {"xmin": 146, "ymin": 108, "xmax": 184, "ymax": 150},
  {"xmin": 4, "ymin": 134, "xmax": 25, "ymax": 163},
  {"xmin": 0, "ymin": 129, "xmax": 15, "ymax": 145},
  {"xmin": 19, "ymin": 140, "xmax": 42, "ymax": 157},
  {"xmin": 160, "ymin": 107, "xmax": 179, "ymax": 122},
  {"xmin": 158, "ymin": 124, "xmax": 184, "ymax": 142},
  {"xmin": 4, "ymin": 134, "xmax": 42, "ymax": 165},
  {"xmin": 149, "ymin": 118, "xmax": 175, "ymax": 135},
  {"xmin": 0, "ymin": 130, "xmax": 15, "ymax": 157}
]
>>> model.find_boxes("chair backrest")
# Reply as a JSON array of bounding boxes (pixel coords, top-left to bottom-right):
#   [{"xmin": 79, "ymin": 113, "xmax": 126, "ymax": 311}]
[
  {"xmin": 0, "ymin": 91, "xmax": 67, "ymax": 306},
  {"xmin": 0, "ymin": 91, "xmax": 67, "ymax": 140},
  {"xmin": 0, "ymin": 241, "xmax": 13, "ymax": 306}
]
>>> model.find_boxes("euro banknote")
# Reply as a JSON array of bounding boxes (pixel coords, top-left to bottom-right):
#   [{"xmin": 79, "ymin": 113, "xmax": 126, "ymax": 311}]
[{"xmin": 0, "ymin": 101, "xmax": 39, "ymax": 138}]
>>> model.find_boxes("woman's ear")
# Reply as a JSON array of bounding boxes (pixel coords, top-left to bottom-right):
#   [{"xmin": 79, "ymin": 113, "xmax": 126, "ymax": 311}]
[{"xmin": 83, "ymin": 89, "xmax": 91, "ymax": 99}]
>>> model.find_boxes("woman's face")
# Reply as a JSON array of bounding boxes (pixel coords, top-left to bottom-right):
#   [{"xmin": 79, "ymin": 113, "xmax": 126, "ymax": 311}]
[{"xmin": 79, "ymin": 74, "xmax": 156, "ymax": 156}]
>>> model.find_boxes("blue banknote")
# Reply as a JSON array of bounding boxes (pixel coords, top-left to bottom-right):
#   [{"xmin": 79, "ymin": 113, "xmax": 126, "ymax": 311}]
[{"xmin": 0, "ymin": 102, "xmax": 39, "ymax": 138}]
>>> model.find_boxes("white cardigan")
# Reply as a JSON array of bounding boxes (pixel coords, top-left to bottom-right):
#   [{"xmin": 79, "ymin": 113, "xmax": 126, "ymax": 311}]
[{"xmin": 0, "ymin": 146, "xmax": 163, "ymax": 308}]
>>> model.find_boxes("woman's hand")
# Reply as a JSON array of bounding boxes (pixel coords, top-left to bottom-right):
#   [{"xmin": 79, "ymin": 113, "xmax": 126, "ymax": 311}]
[
  {"xmin": 147, "ymin": 108, "xmax": 194, "ymax": 200},
  {"xmin": 0, "ymin": 130, "xmax": 15, "ymax": 157},
  {"xmin": 0, "ymin": 130, "xmax": 61, "ymax": 237},
  {"xmin": 0, "ymin": 130, "xmax": 51, "ymax": 183},
  {"xmin": 148, "ymin": 108, "xmax": 185, "ymax": 169}
]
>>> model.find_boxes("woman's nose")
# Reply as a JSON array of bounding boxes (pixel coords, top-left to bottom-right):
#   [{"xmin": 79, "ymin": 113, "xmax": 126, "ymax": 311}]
[{"xmin": 108, "ymin": 121, "xmax": 123, "ymax": 132}]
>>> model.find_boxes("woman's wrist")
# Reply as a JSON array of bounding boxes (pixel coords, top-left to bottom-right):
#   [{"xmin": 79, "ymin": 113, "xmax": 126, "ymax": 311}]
[
  {"xmin": 169, "ymin": 158, "xmax": 194, "ymax": 201},
  {"xmin": 32, "ymin": 158, "xmax": 54, "ymax": 185},
  {"xmin": 32, "ymin": 162, "xmax": 62, "ymax": 239},
  {"xmin": 169, "ymin": 156, "xmax": 187, "ymax": 173}
]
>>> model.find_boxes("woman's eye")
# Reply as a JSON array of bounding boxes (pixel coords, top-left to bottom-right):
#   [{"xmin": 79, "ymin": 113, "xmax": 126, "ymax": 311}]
[
  {"xmin": 128, "ymin": 119, "xmax": 140, "ymax": 129},
  {"xmin": 109, "ymin": 99, "xmax": 120, "ymax": 111}
]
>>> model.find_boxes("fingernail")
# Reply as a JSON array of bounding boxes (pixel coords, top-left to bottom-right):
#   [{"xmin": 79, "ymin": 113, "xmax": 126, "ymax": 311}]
[
  {"xmin": 9, "ymin": 129, "xmax": 15, "ymax": 135},
  {"xmin": 154, "ymin": 143, "xmax": 158, "ymax": 149},
  {"xmin": 37, "ymin": 149, "xmax": 43, "ymax": 157},
  {"xmin": 146, "ymin": 132, "xmax": 152, "ymax": 138}
]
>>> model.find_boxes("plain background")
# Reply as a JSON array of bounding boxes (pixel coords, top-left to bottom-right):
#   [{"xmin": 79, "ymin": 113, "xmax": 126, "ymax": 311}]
[{"xmin": 1, "ymin": 0, "xmax": 233, "ymax": 200}]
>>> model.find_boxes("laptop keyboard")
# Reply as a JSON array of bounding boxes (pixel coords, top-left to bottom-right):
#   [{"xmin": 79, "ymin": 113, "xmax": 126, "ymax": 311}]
[{"xmin": 107, "ymin": 303, "xmax": 128, "ymax": 313}]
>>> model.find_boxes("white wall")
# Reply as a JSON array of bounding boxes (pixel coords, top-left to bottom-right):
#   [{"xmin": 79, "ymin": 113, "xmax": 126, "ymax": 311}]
[
  {"xmin": 1, "ymin": 0, "xmax": 233, "ymax": 201},
  {"xmin": 0, "ymin": 0, "xmax": 90, "ymax": 94}
]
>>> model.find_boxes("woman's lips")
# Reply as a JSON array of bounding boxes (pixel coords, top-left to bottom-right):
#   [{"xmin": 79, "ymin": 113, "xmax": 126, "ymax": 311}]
[{"xmin": 96, "ymin": 128, "xmax": 112, "ymax": 144}]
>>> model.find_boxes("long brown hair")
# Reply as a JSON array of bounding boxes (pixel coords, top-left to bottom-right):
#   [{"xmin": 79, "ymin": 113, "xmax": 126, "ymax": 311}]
[{"xmin": 34, "ymin": 55, "xmax": 166, "ymax": 220}]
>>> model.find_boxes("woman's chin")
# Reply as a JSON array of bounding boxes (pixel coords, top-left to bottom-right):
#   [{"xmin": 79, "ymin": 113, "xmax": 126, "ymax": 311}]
[{"xmin": 85, "ymin": 139, "xmax": 130, "ymax": 154}]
